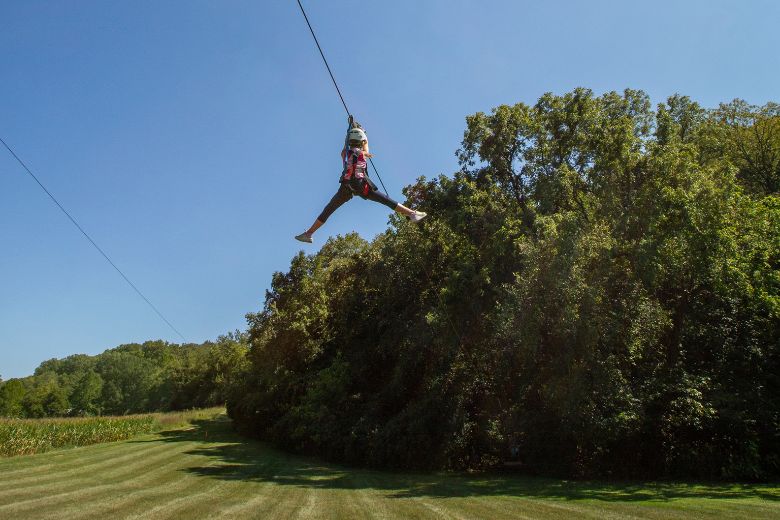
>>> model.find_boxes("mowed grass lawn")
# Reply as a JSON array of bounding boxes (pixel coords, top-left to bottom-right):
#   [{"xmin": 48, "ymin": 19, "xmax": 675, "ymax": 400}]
[{"xmin": 0, "ymin": 414, "xmax": 777, "ymax": 520}]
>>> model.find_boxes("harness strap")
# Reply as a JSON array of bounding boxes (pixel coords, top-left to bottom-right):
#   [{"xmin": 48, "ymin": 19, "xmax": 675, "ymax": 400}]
[{"xmin": 342, "ymin": 118, "xmax": 354, "ymax": 181}]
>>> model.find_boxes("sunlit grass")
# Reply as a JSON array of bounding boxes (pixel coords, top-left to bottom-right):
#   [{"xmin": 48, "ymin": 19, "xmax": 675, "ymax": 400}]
[{"xmin": 0, "ymin": 413, "xmax": 777, "ymax": 519}]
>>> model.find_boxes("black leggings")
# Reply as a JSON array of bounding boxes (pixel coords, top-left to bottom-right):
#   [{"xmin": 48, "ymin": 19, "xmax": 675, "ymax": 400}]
[{"xmin": 317, "ymin": 181, "xmax": 399, "ymax": 223}]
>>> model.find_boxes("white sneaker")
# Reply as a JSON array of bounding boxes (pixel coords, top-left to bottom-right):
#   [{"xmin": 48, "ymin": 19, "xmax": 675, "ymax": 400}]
[
  {"xmin": 409, "ymin": 211, "xmax": 427, "ymax": 223},
  {"xmin": 295, "ymin": 232, "xmax": 313, "ymax": 243}
]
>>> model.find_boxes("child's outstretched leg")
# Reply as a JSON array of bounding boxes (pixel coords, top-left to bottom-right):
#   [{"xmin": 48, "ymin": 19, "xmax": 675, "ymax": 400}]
[
  {"xmin": 295, "ymin": 184, "xmax": 353, "ymax": 243},
  {"xmin": 364, "ymin": 190, "xmax": 427, "ymax": 223},
  {"xmin": 295, "ymin": 220, "xmax": 321, "ymax": 243}
]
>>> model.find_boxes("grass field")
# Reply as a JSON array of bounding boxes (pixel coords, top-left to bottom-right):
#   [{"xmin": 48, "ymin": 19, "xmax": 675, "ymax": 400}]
[{"xmin": 0, "ymin": 413, "xmax": 777, "ymax": 519}]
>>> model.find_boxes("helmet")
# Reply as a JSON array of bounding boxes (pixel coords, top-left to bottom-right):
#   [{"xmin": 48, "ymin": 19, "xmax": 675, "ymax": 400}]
[{"xmin": 348, "ymin": 127, "xmax": 367, "ymax": 143}]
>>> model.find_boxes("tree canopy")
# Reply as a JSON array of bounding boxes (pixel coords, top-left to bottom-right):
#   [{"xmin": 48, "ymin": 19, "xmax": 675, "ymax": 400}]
[
  {"xmin": 227, "ymin": 89, "xmax": 779, "ymax": 480},
  {"xmin": 0, "ymin": 334, "xmax": 248, "ymax": 418}
]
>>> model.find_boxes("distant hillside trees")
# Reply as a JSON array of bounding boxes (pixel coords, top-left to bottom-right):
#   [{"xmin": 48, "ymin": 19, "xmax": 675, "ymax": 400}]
[
  {"xmin": 0, "ymin": 379, "xmax": 25, "ymax": 418},
  {"xmin": 0, "ymin": 334, "xmax": 248, "ymax": 418},
  {"xmin": 227, "ymin": 89, "xmax": 779, "ymax": 479}
]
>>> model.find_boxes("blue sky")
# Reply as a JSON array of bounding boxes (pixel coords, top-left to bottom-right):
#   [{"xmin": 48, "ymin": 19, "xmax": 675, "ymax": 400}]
[{"xmin": 2, "ymin": 0, "xmax": 778, "ymax": 379}]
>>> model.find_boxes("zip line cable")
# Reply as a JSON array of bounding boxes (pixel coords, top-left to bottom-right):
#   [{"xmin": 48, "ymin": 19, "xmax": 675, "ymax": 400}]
[
  {"xmin": 295, "ymin": 0, "xmax": 349, "ymax": 116},
  {"xmin": 0, "ymin": 136, "xmax": 187, "ymax": 343},
  {"xmin": 295, "ymin": 0, "xmax": 389, "ymax": 195}
]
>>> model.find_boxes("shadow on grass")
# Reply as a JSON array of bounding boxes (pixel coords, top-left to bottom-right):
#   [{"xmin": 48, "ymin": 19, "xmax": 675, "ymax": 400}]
[{"xmin": 140, "ymin": 415, "xmax": 780, "ymax": 503}]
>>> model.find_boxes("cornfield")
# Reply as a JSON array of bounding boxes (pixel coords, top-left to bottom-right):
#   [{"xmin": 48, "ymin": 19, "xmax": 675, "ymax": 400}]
[{"xmin": 0, "ymin": 408, "xmax": 223, "ymax": 457}]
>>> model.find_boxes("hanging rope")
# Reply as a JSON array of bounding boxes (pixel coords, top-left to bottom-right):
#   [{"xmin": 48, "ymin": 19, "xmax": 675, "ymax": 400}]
[
  {"xmin": 295, "ymin": 1, "xmax": 469, "ymax": 352},
  {"xmin": 295, "ymin": 0, "xmax": 389, "ymax": 195}
]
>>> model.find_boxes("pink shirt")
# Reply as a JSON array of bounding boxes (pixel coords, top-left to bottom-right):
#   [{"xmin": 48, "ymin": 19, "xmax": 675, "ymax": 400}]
[{"xmin": 341, "ymin": 146, "xmax": 368, "ymax": 181}]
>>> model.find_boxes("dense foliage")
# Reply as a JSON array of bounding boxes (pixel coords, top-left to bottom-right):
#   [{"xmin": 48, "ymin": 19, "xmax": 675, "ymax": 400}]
[
  {"xmin": 0, "ymin": 334, "xmax": 247, "ymax": 418},
  {"xmin": 228, "ymin": 89, "xmax": 779, "ymax": 479}
]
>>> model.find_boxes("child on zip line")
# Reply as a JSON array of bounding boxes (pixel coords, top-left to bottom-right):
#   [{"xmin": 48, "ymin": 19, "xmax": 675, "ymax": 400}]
[{"xmin": 295, "ymin": 117, "xmax": 426, "ymax": 243}]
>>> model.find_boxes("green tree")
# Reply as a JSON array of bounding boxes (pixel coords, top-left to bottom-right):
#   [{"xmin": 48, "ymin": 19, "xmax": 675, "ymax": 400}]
[
  {"xmin": 711, "ymin": 100, "xmax": 780, "ymax": 196},
  {"xmin": 70, "ymin": 370, "xmax": 104, "ymax": 415},
  {"xmin": 21, "ymin": 372, "xmax": 69, "ymax": 418},
  {"xmin": 96, "ymin": 351, "xmax": 157, "ymax": 414},
  {"xmin": 0, "ymin": 379, "xmax": 26, "ymax": 417},
  {"xmin": 229, "ymin": 88, "xmax": 780, "ymax": 479}
]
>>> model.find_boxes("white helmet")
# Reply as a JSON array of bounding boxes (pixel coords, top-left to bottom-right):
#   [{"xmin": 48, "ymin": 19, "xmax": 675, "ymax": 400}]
[{"xmin": 348, "ymin": 127, "xmax": 367, "ymax": 143}]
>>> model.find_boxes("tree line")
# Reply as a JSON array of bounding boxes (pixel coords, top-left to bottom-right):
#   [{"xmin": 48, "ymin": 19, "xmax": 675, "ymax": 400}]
[
  {"xmin": 0, "ymin": 334, "xmax": 247, "ymax": 418},
  {"xmin": 226, "ymin": 89, "xmax": 779, "ymax": 480}
]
